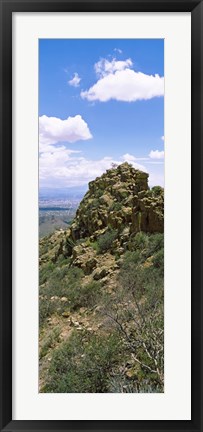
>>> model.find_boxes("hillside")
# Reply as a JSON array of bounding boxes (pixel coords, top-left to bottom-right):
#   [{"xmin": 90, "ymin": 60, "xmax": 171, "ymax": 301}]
[{"xmin": 39, "ymin": 162, "xmax": 164, "ymax": 393}]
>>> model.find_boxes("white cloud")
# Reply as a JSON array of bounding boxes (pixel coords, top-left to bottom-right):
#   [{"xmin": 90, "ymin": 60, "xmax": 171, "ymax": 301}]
[
  {"xmin": 114, "ymin": 48, "xmax": 123, "ymax": 54},
  {"xmin": 39, "ymin": 114, "xmax": 92, "ymax": 146},
  {"xmin": 161, "ymin": 135, "xmax": 164, "ymax": 141},
  {"xmin": 122, "ymin": 153, "xmax": 137, "ymax": 162},
  {"xmin": 121, "ymin": 154, "xmax": 147, "ymax": 172},
  {"xmin": 149, "ymin": 150, "xmax": 164, "ymax": 159},
  {"xmin": 81, "ymin": 57, "xmax": 164, "ymax": 102},
  {"xmin": 68, "ymin": 72, "xmax": 81, "ymax": 87},
  {"xmin": 94, "ymin": 57, "xmax": 133, "ymax": 77},
  {"xmin": 39, "ymin": 150, "xmax": 149, "ymax": 189},
  {"xmin": 122, "ymin": 153, "xmax": 149, "ymax": 162},
  {"xmin": 39, "ymin": 147, "xmax": 164, "ymax": 189}
]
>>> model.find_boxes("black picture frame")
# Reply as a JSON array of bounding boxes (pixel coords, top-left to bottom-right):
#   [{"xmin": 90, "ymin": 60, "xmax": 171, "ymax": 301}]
[{"xmin": 0, "ymin": 0, "xmax": 202, "ymax": 431}]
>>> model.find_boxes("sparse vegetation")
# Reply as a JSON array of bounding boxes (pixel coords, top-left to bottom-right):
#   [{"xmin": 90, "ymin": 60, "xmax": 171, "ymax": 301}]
[
  {"xmin": 97, "ymin": 228, "xmax": 118, "ymax": 254},
  {"xmin": 39, "ymin": 164, "xmax": 164, "ymax": 393},
  {"xmin": 151, "ymin": 185, "xmax": 164, "ymax": 197},
  {"xmin": 40, "ymin": 326, "xmax": 61, "ymax": 359},
  {"xmin": 43, "ymin": 331, "xmax": 122, "ymax": 393}
]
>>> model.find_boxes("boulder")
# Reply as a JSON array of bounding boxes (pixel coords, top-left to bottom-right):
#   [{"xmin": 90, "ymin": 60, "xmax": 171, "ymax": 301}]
[
  {"xmin": 72, "ymin": 246, "xmax": 98, "ymax": 274},
  {"xmin": 92, "ymin": 266, "xmax": 109, "ymax": 280}
]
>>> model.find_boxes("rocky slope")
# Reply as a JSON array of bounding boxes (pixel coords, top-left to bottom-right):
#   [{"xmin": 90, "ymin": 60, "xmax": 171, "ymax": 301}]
[
  {"xmin": 39, "ymin": 162, "xmax": 164, "ymax": 393},
  {"xmin": 40, "ymin": 162, "xmax": 164, "ymax": 266}
]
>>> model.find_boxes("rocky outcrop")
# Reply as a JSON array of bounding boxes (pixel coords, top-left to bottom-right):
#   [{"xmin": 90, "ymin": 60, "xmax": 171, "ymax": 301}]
[
  {"xmin": 72, "ymin": 244, "xmax": 98, "ymax": 275},
  {"xmin": 40, "ymin": 163, "xmax": 164, "ymax": 264},
  {"xmin": 131, "ymin": 189, "xmax": 164, "ymax": 234},
  {"xmin": 70, "ymin": 163, "xmax": 163, "ymax": 243}
]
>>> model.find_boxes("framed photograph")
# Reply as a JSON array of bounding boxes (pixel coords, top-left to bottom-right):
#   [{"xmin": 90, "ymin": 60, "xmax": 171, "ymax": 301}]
[{"xmin": 0, "ymin": 0, "xmax": 202, "ymax": 431}]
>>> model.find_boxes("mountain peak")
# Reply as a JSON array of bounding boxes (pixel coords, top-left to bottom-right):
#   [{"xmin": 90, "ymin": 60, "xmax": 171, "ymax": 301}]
[
  {"xmin": 39, "ymin": 165, "xmax": 163, "ymax": 266},
  {"xmin": 68, "ymin": 165, "xmax": 163, "ymax": 244}
]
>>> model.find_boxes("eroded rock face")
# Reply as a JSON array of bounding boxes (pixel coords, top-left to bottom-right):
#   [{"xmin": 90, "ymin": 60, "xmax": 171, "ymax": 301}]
[
  {"xmin": 70, "ymin": 163, "xmax": 163, "ymax": 241},
  {"xmin": 131, "ymin": 190, "xmax": 164, "ymax": 234},
  {"xmin": 41, "ymin": 163, "xmax": 164, "ymax": 263},
  {"xmin": 72, "ymin": 245, "xmax": 98, "ymax": 275}
]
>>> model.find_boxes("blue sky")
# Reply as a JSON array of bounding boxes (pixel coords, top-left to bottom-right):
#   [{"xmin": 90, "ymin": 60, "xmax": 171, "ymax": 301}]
[{"xmin": 39, "ymin": 39, "xmax": 164, "ymax": 189}]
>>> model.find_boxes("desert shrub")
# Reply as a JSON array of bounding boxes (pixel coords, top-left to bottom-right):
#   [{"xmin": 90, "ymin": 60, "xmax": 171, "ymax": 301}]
[
  {"xmin": 114, "ymin": 252, "xmax": 120, "ymax": 261},
  {"xmin": 40, "ymin": 266, "xmax": 83, "ymax": 298},
  {"xmin": 43, "ymin": 331, "xmax": 122, "ymax": 393},
  {"xmin": 107, "ymin": 375, "xmax": 163, "ymax": 393},
  {"xmin": 152, "ymin": 249, "xmax": 164, "ymax": 277},
  {"xmin": 40, "ymin": 326, "xmax": 61, "ymax": 359},
  {"xmin": 39, "ymin": 297, "xmax": 58, "ymax": 328},
  {"xmin": 39, "ymin": 262, "xmax": 55, "ymax": 285},
  {"xmin": 39, "ymin": 266, "xmax": 84, "ymax": 326},
  {"xmin": 151, "ymin": 186, "xmax": 163, "ymax": 197},
  {"xmin": 57, "ymin": 255, "xmax": 70, "ymax": 267},
  {"xmin": 128, "ymin": 233, "xmax": 164, "ymax": 261},
  {"xmin": 120, "ymin": 246, "xmax": 164, "ymax": 304},
  {"xmin": 121, "ymin": 250, "xmax": 141, "ymax": 269},
  {"xmin": 128, "ymin": 232, "xmax": 149, "ymax": 254},
  {"xmin": 39, "ymin": 266, "xmax": 102, "ymax": 324},
  {"xmin": 97, "ymin": 229, "xmax": 118, "ymax": 254},
  {"xmin": 147, "ymin": 233, "xmax": 164, "ymax": 256},
  {"xmin": 102, "ymin": 233, "xmax": 164, "ymax": 391},
  {"xmin": 87, "ymin": 198, "xmax": 100, "ymax": 210},
  {"xmin": 95, "ymin": 188, "xmax": 104, "ymax": 198},
  {"xmin": 68, "ymin": 280, "xmax": 102, "ymax": 310},
  {"xmin": 91, "ymin": 240, "xmax": 99, "ymax": 253},
  {"xmin": 109, "ymin": 201, "xmax": 123, "ymax": 212},
  {"xmin": 64, "ymin": 236, "xmax": 76, "ymax": 257}
]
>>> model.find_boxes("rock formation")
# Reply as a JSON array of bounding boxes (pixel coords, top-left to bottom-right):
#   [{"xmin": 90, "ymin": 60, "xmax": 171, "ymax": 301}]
[
  {"xmin": 40, "ymin": 162, "xmax": 164, "ymax": 266},
  {"xmin": 69, "ymin": 162, "xmax": 163, "ymax": 246}
]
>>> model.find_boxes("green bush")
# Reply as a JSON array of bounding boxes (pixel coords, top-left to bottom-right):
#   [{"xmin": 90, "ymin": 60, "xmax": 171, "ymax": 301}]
[
  {"xmin": 113, "ymin": 248, "xmax": 164, "ymax": 390},
  {"xmin": 40, "ymin": 266, "xmax": 83, "ymax": 298},
  {"xmin": 108, "ymin": 375, "xmax": 163, "ymax": 393},
  {"xmin": 120, "ymin": 244, "xmax": 164, "ymax": 303},
  {"xmin": 146, "ymin": 233, "xmax": 164, "ymax": 257},
  {"xmin": 95, "ymin": 188, "xmax": 104, "ymax": 198},
  {"xmin": 151, "ymin": 186, "xmax": 164, "ymax": 197},
  {"xmin": 39, "ymin": 298, "xmax": 52, "ymax": 328},
  {"xmin": 57, "ymin": 255, "xmax": 70, "ymax": 267},
  {"xmin": 152, "ymin": 249, "xmax": 164, "ymax": 277},
  {"xmin": 40, "ymin": 326, "xmax": 61, "ymax": 359},
  {"xmin": 43, "ymin": 331, "xmax": 122, "ymax": 393},
  {"xmin": 91, "ymin": 240, "xmax": 99, "ymax": 253},
  {"xmin": 64, "ymin": 237, "xmax": 76, "ymax": 257},
  {"xmin": 128, "ymin": 232, "xmax": 164, "ymax": 260},
  {"xmin": 128, "ymin": 232, "xmax": 149, "ymax": 254},
  {"xmin": 87, "ymin": 198, "xmax": 100, "ymax": 210},
  {"xmin": 39, "ymin": 266, "xmax": 84, "ymax": 326},
  {"xmin": 109, "ymin": 202, "xmax": 123, "ymax": 212},
  {"xmin": 97, "ymin": 229, "xmax": 118, "ymax": 254},
  {"xmin": 68, "ymin": 280, "xmax": 102, "ymax": 310},
  {"xmin": 122, "ymin": 250, "xmax": 141, "ymax": 269},
  {"xmin": 39, "ymin": 262, "xmax": 55, "ymax": 285}
]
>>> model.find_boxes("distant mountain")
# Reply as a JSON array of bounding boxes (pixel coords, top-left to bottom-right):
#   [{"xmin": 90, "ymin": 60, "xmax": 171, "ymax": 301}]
[
  {"xmin": 39, "ymin": 186, "xmax": 87, "ymax": 237},
  {"xmin": 39, "ymin": 186, "xmax": 88, "ymax": 200}
]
